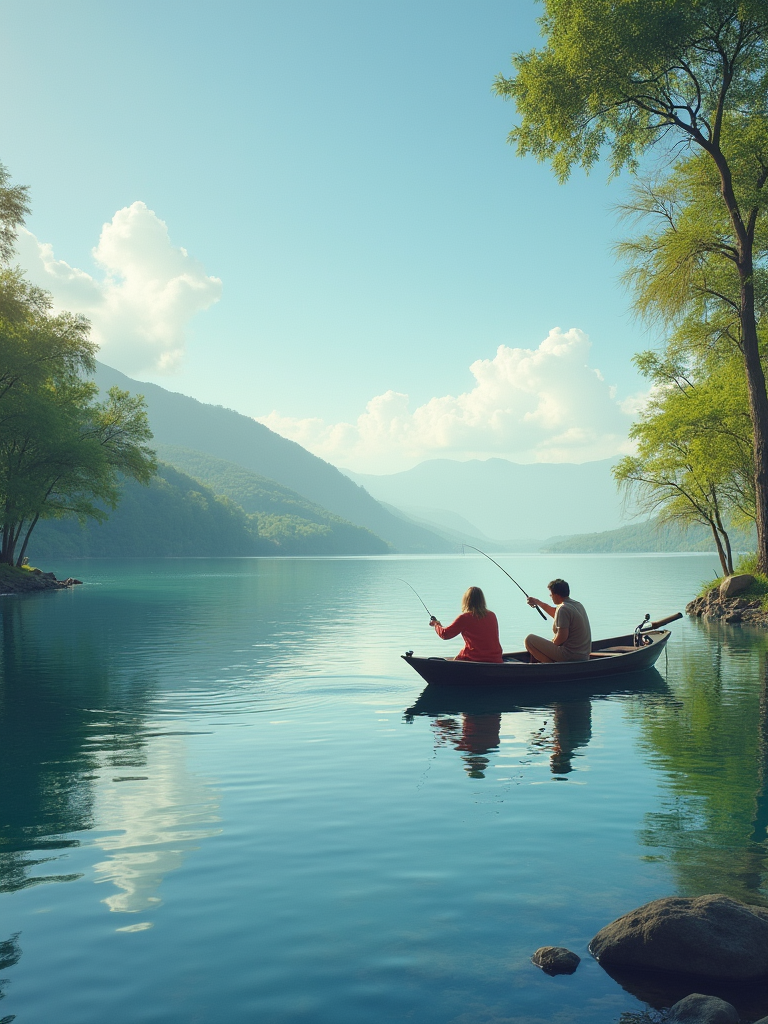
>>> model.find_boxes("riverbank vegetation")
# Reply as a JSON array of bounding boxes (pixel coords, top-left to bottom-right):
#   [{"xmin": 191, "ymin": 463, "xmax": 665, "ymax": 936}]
[
  {"xmin": 495, "ymin": 0, "xmax": 768, "ymax": 576},
  {"xmin": 700, "ymin": 553, "xmax": 768, "ymax": 608}
]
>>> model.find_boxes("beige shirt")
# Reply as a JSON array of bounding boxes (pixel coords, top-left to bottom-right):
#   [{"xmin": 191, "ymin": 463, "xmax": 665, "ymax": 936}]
[{"xmin": 553, "ymin": 598, "xmax": 592, "ymax": 660}]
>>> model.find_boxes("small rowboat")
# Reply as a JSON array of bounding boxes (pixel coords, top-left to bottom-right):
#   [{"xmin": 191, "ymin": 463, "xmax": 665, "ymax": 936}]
[{"xmin": 402, "ymin": 613, "xmax": 682, "ymax": 686}]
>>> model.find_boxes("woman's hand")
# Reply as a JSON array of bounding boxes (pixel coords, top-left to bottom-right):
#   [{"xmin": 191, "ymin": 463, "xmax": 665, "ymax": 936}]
[{"xmin": 430, "ymin": 616, "xmax": 440, "ymax": 627}]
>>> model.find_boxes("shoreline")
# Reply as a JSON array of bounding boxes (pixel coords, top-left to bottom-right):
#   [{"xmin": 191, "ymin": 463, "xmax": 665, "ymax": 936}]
[{"xmin": 0, "ymin": 564, "xmax": 82, "ymax": 596}]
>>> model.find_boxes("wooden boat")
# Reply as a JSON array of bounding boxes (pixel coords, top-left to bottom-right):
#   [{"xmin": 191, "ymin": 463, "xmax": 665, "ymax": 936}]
[{"xmin": 402, "ymin": 613, "xmax": 681, "ymax": 686}]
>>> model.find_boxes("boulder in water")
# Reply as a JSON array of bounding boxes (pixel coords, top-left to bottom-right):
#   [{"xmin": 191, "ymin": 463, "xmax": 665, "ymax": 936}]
[
  {"xmin": 531, "ymin": 946, "xmax": 580, "ymax": 975},
  {"xmin": 668, "ymin": 993, "xmax": 739, "ymax": 1024},
  {"xmin": 589, "ymin": 894, "xmax": 768, "ymax": 979}
]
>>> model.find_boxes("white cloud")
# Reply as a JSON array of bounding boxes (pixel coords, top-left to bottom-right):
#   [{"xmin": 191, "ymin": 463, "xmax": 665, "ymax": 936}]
[
  {"xmin": 16, "ymin": 202, "xmax": 222, "ymax": 373},
  {"xmin": 261, "ymin": 328, "xmax": 642, "ymax": 473}
]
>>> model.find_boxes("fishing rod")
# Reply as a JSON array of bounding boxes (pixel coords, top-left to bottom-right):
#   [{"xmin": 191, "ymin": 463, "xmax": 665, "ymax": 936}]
[
  {"xmin": 397, "ymin": 579, "xmax": 436, "ymax": 621},
  {"xmin": 462, "ymin": 543, "xmax": 547, "ymax": 620}
]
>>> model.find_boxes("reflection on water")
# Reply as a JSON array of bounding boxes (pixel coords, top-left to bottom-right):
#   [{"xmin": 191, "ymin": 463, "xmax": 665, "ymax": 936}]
[
  {"xmin": 422, "ymin": 701, "xmax": 593, "ymax": 780},
  {"xmin": 93, "ymin": 734, "xmax": 221, "ymax": 915},
  {"xmin": 629, "ymin": 620, "xmax": 768, "ymax": 906},
  {"xmin": 0, "ymin": 594, "xmax": 219, "ymax": 919},
  {"xmin": 431, "ymin": 714, "xmax": 501, "ymax": 778},
  {"xmin": 0, "ymin": 932, "xmax": 21, "ymax": 1024},
  {"xmin": 0, "ymin": 556, "xmax": 767, "ymax": 1024},
  {"xmin": 405, "ymin": 672, "xmax": 666, "ymax": 782}
]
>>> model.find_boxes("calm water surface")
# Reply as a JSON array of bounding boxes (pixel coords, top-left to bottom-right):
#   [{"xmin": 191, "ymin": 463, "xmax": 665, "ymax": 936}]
[{"xmin": 1, "ymin": 554, "xmax": 767, "ymax": 1024}]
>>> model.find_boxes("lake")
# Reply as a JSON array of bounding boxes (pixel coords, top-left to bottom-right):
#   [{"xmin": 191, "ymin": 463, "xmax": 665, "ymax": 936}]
[{"xmin": 1, "ymin": 554, "xmax": 767, "ymax": 1024}]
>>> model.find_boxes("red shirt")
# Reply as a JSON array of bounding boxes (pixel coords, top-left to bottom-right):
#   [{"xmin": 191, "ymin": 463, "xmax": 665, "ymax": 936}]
[{"xmin": 434, "ymin": 611, "xmax": 503, "ymax": 663}]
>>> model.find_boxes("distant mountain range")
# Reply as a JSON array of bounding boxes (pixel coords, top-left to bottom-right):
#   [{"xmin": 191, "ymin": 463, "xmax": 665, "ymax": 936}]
[
  {"xmin": 94, "ymin": 363, "xmax": 449, "ymax": 553},
  {"xmin": 345, "ymin": 458, "xmax": 625, "ymax": 540},
  {"xmin": 60, "ymin": 363, "xmax": 753, "ymax": 560}
]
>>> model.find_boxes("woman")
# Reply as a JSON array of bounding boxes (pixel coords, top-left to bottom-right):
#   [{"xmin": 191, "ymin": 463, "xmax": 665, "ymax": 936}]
[{"xmin": 431, "ymin": 586, "xmax": 503, "ymax": 663}]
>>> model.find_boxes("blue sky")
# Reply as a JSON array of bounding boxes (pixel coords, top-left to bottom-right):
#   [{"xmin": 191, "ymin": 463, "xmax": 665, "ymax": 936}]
[{"xmin": 1, "ymin": 1, "xmax": 654, "ymax": 472}]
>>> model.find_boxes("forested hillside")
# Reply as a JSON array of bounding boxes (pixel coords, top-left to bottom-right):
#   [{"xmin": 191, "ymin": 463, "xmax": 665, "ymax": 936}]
[
  {"xmin": 544, "ymin": 519, "xmax": 757, "ymax": 555},
  {"xmin": 29, "ymin": 463, "xmax": 389, "ymax": 558},
  {"xmin": 94, "ymin": 363, "xmax": 449, "ymax": 553}
]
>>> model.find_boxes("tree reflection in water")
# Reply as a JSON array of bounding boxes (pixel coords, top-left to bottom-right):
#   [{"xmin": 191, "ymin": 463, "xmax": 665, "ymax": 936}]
[
  {"xmin": 0, "ymin": 591, "xmax": 219, "ymax": 915},
  {"xmin": 0, "ymin": 932, "xmax": 21, "ymax": 1024},
  {"xmin": 628, "ymin": 619, "xmax": 768, "ymax": 906}
]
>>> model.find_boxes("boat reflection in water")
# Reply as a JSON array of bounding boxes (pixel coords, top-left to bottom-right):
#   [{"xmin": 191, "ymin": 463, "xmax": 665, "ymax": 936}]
[{"xmin": 404, "ymin": 668, "xmax": 669, "ymax": 779}]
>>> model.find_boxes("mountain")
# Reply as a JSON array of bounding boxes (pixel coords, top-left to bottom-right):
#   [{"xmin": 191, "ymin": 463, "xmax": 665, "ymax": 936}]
[
  {"xmin": 345, "ymin": 458, "xmax": 625, "ymax": 540},
  {"xmin": 94, "ymin": 362, "xmax": 449, "ymax": 553},
  {"xmin": 544, "ymin": 518, "xmax": 757, "ymax": 554},
  {"xmin": 29, "ymin": 463, "xmax": 389, "ymax": 558},
  {"xmin": 155, "ymin": 444, "xmax": 390, "ymax": 550},
  {"xmin": 378, "ymin": 503, "xmax": 543, "ymax": 553}
]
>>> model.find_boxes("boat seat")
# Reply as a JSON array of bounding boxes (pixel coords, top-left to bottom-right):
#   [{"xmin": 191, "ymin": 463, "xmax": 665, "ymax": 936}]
[
  {"xmin": 596, "ymin": 646, "xmax": 636, "ymax": 654},
  {"xmin": 589, "ymin": 651, "xmax": 618, "ymax": 658}
]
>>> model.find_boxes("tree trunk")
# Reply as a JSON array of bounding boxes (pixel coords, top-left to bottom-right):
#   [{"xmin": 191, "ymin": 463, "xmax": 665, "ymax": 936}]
[
  {"xmin": 15, "ymin": 513, "xmax": 40, "ymax": 567},
  {"xmin": 0, "ymin": 522, "xmax": 15, "ymax": 565},
  {"xmin": 712, "ymin": 503, "xmax": 734, "ymax": 575},
  {"xmin": 738, "ymin": 268, "xmax": 768, "ymax": 574},
  {"xmin": 713, "ymin": 152, "xmax": 768, "ymax": 573},
  {"xmin": 710, "ymin": 520, "xmax": 730, "ymax": 576},
  {"xmin": 720, "ymin": 526, "xmax": 734, "ymax": 576}
]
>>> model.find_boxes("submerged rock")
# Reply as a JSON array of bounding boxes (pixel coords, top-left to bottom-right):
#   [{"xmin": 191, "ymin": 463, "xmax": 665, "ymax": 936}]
[
  {"xmin": 531, "ymin": 946, "xmax": 580, "ymax": 975},
  {"xmin": 668, "ymin": 993, "xmax": 739, "ymax": 1024},
  {"xmin": 589, "ymin": 894, "xmax": 768, "ymax": 980}
]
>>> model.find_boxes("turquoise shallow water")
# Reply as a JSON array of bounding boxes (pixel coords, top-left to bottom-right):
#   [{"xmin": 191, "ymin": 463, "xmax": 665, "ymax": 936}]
[{"xmin": 0, "ymin": 554, "xmax": 767, "ymax": 1024}]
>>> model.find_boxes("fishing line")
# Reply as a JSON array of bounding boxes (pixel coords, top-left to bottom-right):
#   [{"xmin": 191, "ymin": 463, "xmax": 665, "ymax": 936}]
[
  {"xmin": 461, "ymin": 543, "xmax": 547, "ymax": 620},
  {"xmin": 397, "ymin": 579, "xmax": 435, "ymax": 620}
]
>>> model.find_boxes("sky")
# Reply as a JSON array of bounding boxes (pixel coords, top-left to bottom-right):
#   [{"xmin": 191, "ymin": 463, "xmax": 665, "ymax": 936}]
[{"xmin": 1, "ymin": 0, "xmax": 656, "ymax": 474}]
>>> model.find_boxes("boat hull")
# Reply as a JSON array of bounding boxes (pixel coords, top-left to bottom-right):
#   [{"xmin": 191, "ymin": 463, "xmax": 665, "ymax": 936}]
[{"xmin": 402, "ymin": 630, "xmax": 670, "ymax": 685}]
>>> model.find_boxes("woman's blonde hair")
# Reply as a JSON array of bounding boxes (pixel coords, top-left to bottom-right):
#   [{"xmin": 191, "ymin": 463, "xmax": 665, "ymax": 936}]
[{"xmin": 462, "ymin": 586, "xmax": 488, "ymax": 617}]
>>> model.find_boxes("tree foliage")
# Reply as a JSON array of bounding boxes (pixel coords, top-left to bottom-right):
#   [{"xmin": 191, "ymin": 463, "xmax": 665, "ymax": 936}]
[
  {"xmin": 0, "ymin": 162, "xmax": 29, "ymax": 266},
  {"xmin": 495, "ymin": 0, "xmax": 768, "ymax": 570},
  {"xmin": 614, "ymin": 351, "xmax": 753, "ymax": 574},
  {"xmin": 494, "ymin": 0, "xmax": 768, "ymax": 181},
  {"xmin": 0, "ymin": 269, "xmax": 156, "ymax": 565}
]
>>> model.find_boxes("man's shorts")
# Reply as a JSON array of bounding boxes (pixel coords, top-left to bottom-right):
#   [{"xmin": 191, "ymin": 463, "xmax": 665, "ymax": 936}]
[{"xmin": 525, "ymin": 634, "xmax": 585, "ymax": 663}]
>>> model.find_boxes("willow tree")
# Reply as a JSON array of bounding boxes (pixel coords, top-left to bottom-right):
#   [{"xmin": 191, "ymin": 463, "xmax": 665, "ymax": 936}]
[
  {"xmin": 615, "ymin": 352, "xmax": 754, "ymax": 575},
  {"xmin": 494, "ymin": 0, "xmax": 768, "ymax": 568}
]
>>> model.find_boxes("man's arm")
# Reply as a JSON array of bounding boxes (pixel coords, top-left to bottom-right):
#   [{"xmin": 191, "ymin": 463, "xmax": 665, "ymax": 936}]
[
  {"xmin": 527, "ymin": 596, "xmax": 556, "ymax": 618},
  {"xmin": 552, "ymin": 625, "xmax": 570, "ymax": 647}
]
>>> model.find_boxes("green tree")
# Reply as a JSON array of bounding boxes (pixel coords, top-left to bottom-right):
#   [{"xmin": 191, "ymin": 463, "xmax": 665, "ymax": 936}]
[
  {"xmin": 0, "ymin": 269, "xmax": 95, "ymax": 408},
  {"xmin": 614, "ymin": 352, "xmax": 753, "ymax": 574},
  {"xmin": 494, "ymin": 0, "xmax": 768, "ymax": 568},
  {"xmin": 0, "ymin": 161, "xmax": 29, "ymax": 266},
  {"xmin": 0, "ymin": 381, "xmax": 156, "ymax": 566}
]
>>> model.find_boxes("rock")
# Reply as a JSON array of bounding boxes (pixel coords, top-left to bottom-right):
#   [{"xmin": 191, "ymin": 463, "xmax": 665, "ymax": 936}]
[
  {"xmin": 724, "ymin": 611, "xmax": 742, "ymax": 623},
  {"xmin": 719, "ymin": 574, "xmax": 754, "ymax": 600},
  {"xmin": 589, "ymin": 894, "xmax": 768, "ymax": 979},
  {"xmin": 531, "ymin": 946, "xmax": 580, "ymax": 975},
  {"xmin": 668, "ymin": 993, "xmax": 739, "ymax": 1024}
]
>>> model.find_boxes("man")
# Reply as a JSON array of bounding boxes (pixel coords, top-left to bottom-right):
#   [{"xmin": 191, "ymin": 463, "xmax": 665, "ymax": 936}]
[{"xmin": 525, "ymin": 579, "xmax": 591, "ymax": 664}]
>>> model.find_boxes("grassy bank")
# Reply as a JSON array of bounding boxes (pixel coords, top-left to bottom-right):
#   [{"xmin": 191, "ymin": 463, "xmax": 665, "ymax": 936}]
[{"xmin": 700, "ymin": 554, "xmax": 768, "ymax": 609}]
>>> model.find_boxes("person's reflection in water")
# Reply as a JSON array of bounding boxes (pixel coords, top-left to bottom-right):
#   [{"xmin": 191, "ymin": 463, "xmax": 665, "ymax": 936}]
[
  {"xmin": 433, "ymin": 713, "xmax": 502, "ymax": 778},
  {"xmin": 548, "ymin": 700, "xmax": 592, "ymax": 775}
]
